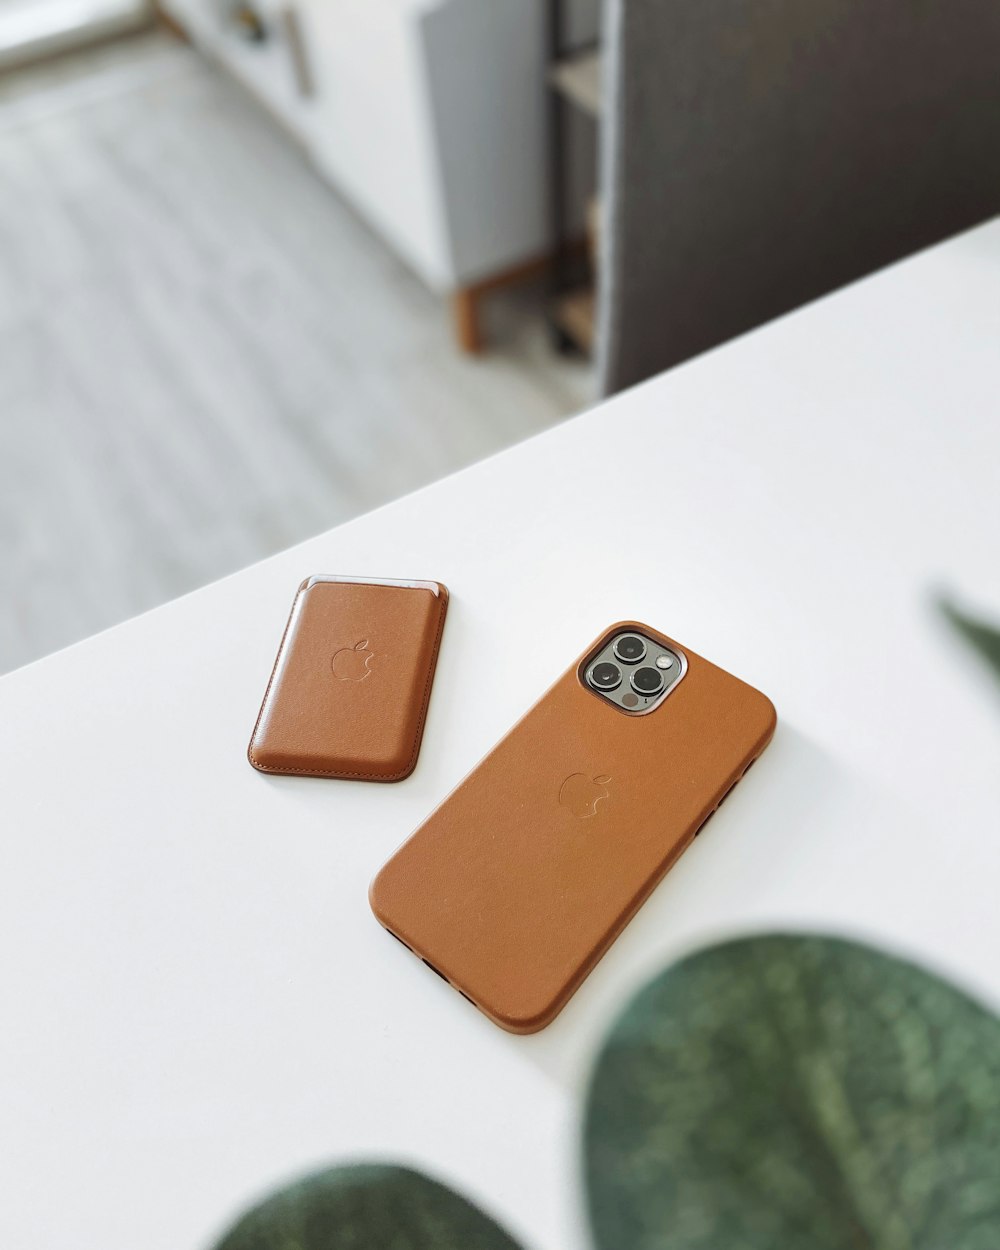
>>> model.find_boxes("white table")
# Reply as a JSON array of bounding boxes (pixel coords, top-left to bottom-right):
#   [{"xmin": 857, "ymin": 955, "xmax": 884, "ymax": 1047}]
[{"xmin": 3, "ymin": 220, "xmax": 1000, "ymax": 1250}]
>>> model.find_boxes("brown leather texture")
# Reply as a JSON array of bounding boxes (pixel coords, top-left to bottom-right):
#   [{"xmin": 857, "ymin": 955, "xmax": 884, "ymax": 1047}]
[
  {"xmin": 370, "ymin": 622, "xmax": 776, "ymax": 1031},
  {"xmin": 248, "ymin": 576, "xmax": 448, "ymax": 782}
]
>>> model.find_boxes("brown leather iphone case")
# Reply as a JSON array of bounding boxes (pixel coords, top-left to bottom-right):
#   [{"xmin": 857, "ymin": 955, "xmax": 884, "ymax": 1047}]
[
  {"xmin": 248, "ymin": 575, "xmax": 448, "ymax": 781},
  {"xmin": 370, "ymin": 621, "xmax": 776, "ymax": 1031}
]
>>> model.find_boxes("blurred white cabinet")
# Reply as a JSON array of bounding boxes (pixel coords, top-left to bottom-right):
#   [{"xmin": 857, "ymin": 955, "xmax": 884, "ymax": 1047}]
[{"xmin": 159, "ymin": 0, "xmax": 585, "ymax": 346}]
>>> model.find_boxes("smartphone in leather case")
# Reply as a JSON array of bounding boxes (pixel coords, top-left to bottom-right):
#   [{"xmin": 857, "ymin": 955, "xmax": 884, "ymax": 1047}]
[
  {"xmin": 248, "ymin": 575, "xmax": 448, "ymax": 781},
  {"xmin": 370, "ymin": 621, "xmax": 776, "ymax": 1032}
]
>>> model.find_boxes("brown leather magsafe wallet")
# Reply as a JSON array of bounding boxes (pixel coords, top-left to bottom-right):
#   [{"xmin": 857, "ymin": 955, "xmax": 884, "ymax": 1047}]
[
  {"xmin": 370, "ymin": 621, "xmax": 776, "ymax": 1031},
  {"xmin": 248, "ymin": 575, "xmax": 449, "ymax": 781}
]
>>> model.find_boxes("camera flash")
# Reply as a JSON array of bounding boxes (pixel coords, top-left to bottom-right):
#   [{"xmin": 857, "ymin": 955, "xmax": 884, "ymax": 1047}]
[{"xmin": 656, "ymin": 655, "xmax": 673, "ymax": 670}]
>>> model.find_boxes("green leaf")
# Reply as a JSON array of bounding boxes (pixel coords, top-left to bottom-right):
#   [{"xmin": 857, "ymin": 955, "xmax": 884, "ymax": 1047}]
[
  {"xmin": 212, "ymin": 1163, "xmax": 525, "ymax": 1250},
  {"xmin": 584, "ymin": 935, "xmax": 1000, "ymax": 1250},
  {"xmin": 940, "ymin": 598, "xmax": 1000, "ymax": 689}
]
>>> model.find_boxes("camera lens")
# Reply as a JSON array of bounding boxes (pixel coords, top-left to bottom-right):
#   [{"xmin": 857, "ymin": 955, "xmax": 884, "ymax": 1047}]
[
  {"xmin": 631, "ymin": 666, "xmax": 665, "ymax": 697},
  {"xmin": 613, "ymin": 633, "xmax": 646, "ymax": 665},
  {"xmin": 590, "ymin": 661, "xmax": 622, "ymax": 691}
]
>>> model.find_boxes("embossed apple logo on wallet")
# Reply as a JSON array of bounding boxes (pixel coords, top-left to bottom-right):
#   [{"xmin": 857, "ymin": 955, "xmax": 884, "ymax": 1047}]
[
  {"xmin": 559, "ymin": 772, "xmax": 612, "ymax": 819},
  {"xmin": 331, "ymin": 639, "xmax": 375, "ymax": 681}
]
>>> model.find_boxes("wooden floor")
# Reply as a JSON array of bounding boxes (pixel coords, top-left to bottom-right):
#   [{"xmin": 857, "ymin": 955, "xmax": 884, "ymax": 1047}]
[{"xmin": 0, "ymin": 30, "xmax": 590, "ymax": 674}]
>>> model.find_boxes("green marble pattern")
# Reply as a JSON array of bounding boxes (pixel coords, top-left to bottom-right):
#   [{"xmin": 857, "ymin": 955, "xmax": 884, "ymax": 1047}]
[
  {"xmin": 585, "ymin": 935, "xmax": 1000, "ymax": 1250},
  {"xmin": 213, "ymin": 1163, "xmax": 523, "ymax": 1250}
]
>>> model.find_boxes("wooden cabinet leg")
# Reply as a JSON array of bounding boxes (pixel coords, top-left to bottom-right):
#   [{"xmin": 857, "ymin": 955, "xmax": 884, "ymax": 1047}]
[
  {"xmin": 450, "ymin": 246, "xmax": 583, "ymax": 356},
  {"xmin": 452, "ymin": 287, "xmax": 484, "ymax": 355}
]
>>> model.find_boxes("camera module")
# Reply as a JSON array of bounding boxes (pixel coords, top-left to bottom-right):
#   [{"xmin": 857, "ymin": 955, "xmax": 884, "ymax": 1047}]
[
  {"xmin": 613, "ymin": 633, "xmax": 647, "ymax": 665},
  {"xmin": 589, "ymin": 661, "xmax": 623, "ymax": 692},
  {"xmin": 630, "ymin": 666, "xmax": 665, "ymax": 697}
]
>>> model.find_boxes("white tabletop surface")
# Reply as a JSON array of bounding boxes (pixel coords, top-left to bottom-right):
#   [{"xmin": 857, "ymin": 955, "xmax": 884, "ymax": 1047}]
[{"xmin": 3, "ymin": 219, "xmax": 1000, "ymax": 1250}]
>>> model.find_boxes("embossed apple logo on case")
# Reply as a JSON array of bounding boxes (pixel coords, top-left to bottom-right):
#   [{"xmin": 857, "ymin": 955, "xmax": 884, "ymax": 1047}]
[
  {"xmin": 559, "ymin": 772, "xmax": 612, "ymax": 818},
  {"xmin": 331, "ymin": 639, "xmax": 374, "ymax": 681}
]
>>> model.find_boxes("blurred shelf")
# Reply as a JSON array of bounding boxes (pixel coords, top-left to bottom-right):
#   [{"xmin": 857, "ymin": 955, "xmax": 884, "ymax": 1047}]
[{"xmin": 548, "ymin": 47, "xmax": 601, "ymax": 118}]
